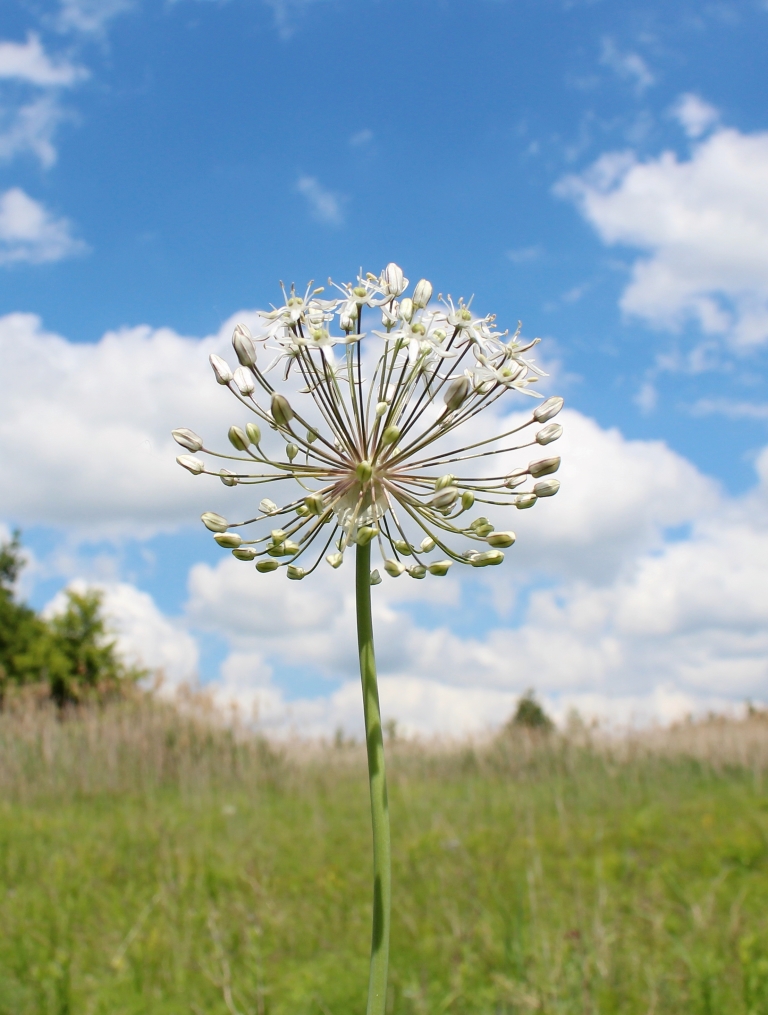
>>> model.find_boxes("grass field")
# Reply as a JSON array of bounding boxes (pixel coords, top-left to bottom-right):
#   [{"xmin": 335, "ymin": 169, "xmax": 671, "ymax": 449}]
[{"xmin": 2, "ymin": 698, "xmax": 768, "ymax": 1014}]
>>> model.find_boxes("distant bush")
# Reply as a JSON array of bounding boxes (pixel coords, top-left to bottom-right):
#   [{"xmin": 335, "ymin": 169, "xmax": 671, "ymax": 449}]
[
  {"xmin": 0, "ymin": 531, "xmax": 144, "ymax": 707},
  {"xmin": 508, "ymin": 688, "xmax": 554, "ymax": 731}
]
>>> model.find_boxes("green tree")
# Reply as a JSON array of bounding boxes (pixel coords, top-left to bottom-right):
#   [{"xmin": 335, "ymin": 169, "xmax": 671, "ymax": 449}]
[{"xmin": 509, "ymin": 688, "xmax": 554, "ymax": 731}]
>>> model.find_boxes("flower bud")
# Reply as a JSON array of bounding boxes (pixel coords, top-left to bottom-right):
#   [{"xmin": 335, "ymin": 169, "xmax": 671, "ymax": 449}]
[
  {"xmin": 271, "ymin": 393, "xmax": 294, "ymax": 427},
  {"xmin": 283, "ymin": 540, "xmax": 300, "ymax": 554},
  {"xmin": 430, "ymin": 486, "xmax": 459, "ymax": 509},
  {"xmin": 228, "ymin": 425, "xmax": 250, "ymax": 451},
  {"xmin": 267, "ymin": 544, "xmax": 287, "ymax": 557},
  {"xmin": 172, "ymin": 428, "xmax": 203, "ymax": 452},
  {"xmin": 428, "ymin": 560, "xmax": 452, "ymax": 576},
  {"xmin": 393, "ymin": 539, "xmax": 412, "ymax": 555},
  {"xmin": 381, "ymin": 262, "xmax": 407, "ymax": 297},
  {"xmin": 355, "ymin": 460, "xmax": 373, "ymax": 483},
  {"xmin": 515, "ymin": 493, "xmax": 537, "ymax": 509},
  {"xmin": 444, "ymin": 375, "xmax": 470, "ymax": 411},
  {"xmin": 412, "ymin": 279, "xmax": 433, "ymax": 309},
  {"xmin": 214, "ymin": 532, "xmax": 242, "ymax": 548},
  {"xmin": 326, "ymin": 552, "xmax": 343, "ymax": 569},
  {"xmin": 259, "ymin": 499, "xmax": 278, "ymax": 515},
  {"xmin": 340, "ymin": 310, "xmax": 357, "ymax": 332},
  {"xmin": 435, "ymin": 474, "xmax": 456, "ymax": 490},
  {"xmin": 533, "ymin": 396, "xmax": 564, "ymax": 423},
  {"xmin": 399, "ymin": 298, "xmax": 414, "ymax": 322},
  {"xmin": 307, "ymin": 428, "xmax": 319, "ymax": 443},
  {"xmin": 370, "ymin": 569, "xmax": 382, "ymax": 586},
  {"xmin": 505, "ymin": 474, "xmax": 526, "ymax": 489},
  {"xmin": 470, "ymin": 549, "xmax": 504, "ymax": 567},
  {"xmin": 420, "ymin": 536, "xmax": 436, "ymax": 552},
  {"xmin": 287, "ymin": 565, "xmax": 306, "ymax": 580},
  {"xmin": 256, "ymin": 559, "xmax": 279, "ymax": 573},
  {"xmin": 246, "ymin": 422, "xmax": 261, "ymax": 445},
  {"xmin": 177, "ymin": 455, "xmax": 204, "ymax": 475},
  {"xmin": 201, "ymin": 512, "xmax": 228, "ymax": 532},
  {"xmin": 286, "ymin": 443, "xmax": 299, "ymax": 461},
  {"xmin": 487, "ymin": 531, "xmax": 516, "ymax": 548},
  {"xmin": 408, "ymin": 564, "xmax": 427, "ymax": 579},
  {"xmin": 296, "ymin": 504, "xmax": 310, "ymax": 517},
  {"xmin": 232, "ymin": 547, "xmax": 257, "ymax": 560},
  {"xmin": 470, "ymin": 518, "xmax": 494, "ymax": 537},
  {"xmin": 219, "ymin": 470, "xmax": 237, "ymax": 486},
  {"xmin": 381, "ymin": 425, "xmax": 400, "ymax": 446},
  {"xmin": 356, "ymin": 525, "xmax": 378, "ymax": 546},
  {"xmin": 232, "ymin": 324, "xmax": 257, "ymax": 367},
  {"xmin": 271, "ymin": 529, "xmax": 287, "ymax": 544},
  {"xmin": 384, "ymin": 559, "xmax": 405, "ymax": 577},
  {"xmin": 529, "ymin": 457, "xmax": 560, "ymax": 478},
  {"xmin": 533, "ymin": 479, "xmax": 560, "ymax": 498},
  {"xmin": 304, "ymin": 493, "xmax": 325, "ymax": 515},
  {"xmin": 536, "ymin": 423, "xmax": 563, "ymax": 445},
  {"xmin": 233, "ymin": 366, "xmax": 255, "ymax": 396},
  {"xmin": 461, "ymin": 491, "xmax": 475, "ymax": 511},
  {"xmin": 375, "ymin": 401, "xmax": 389, "ymax": 417},
  {"xmin": 210, "ymin": 353, "xmax": 233, "ymax": 385}
]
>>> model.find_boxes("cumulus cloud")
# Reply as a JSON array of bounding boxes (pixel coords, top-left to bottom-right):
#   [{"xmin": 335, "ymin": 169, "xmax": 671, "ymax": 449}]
[
  {"xmin": 599, "ymin": 37, "xmax": 654, "ymax": 93},
  {"xmin": 56, "ymin": 0, "xmax": 135, "ymax": 34},
  {"xmin": 0, "ymin": 94, "xmax": 68, "ymax": 167},
  {"xmin": 672, "ymin": 93, "xmax": 719, "ymax": 139},
  {"xmin": 0, "ymin": 188, "xmax": 86, "ymax": 263},
  {"xmin": 0, "ymin": 33, "xmax": 87, "ymax": 86},
  {"xmin": 296, "ymin": 175, "xmax": 344, "ymax": 225},
  {"xmin": 557, "ymin": 123, "xmax": 768, "ymax": 348}
]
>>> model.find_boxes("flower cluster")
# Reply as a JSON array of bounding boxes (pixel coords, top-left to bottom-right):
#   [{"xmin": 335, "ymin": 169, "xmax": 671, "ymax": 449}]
[{"xmin": 173, "ymin": 264, "xmax": 564, "ymax": 582}]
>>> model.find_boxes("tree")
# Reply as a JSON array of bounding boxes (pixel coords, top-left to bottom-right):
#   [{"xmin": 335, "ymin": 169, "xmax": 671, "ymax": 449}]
[{"xmin": 509, "ymin": 689, "xmax": 554, "ymax": 731}]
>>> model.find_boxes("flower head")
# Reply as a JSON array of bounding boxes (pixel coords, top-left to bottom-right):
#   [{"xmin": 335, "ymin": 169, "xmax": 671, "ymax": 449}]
[{"xmin": 173, "ymin": 265, "xmax": 564, "ymax": 580}]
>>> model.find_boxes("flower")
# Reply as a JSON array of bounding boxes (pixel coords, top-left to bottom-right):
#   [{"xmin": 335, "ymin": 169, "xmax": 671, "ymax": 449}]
[{"xmin": 174, "ymin": 264, "xmax": 564, "ymax": 579}]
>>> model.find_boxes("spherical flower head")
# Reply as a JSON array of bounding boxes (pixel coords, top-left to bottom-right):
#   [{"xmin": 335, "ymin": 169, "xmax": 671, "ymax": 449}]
[{"xmin": 173, "ymin": 264, "xmax": 564, "ymax": 580}]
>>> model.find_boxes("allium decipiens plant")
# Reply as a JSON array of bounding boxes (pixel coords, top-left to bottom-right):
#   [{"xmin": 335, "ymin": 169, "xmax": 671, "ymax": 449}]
[{"xmin": 172, "ymin": 263, "xmax": 564, "ymax": 1014}]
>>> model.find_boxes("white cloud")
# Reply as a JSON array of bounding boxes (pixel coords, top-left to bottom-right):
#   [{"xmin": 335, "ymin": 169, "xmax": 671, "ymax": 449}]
[
  {"xmin": 672, "ymin": 93, "xmax": 719, "ymax": 139},
  {"xmin": 349, "ymin": 128, "xmax": 373, "ymax": 147},
  {"xmin": 56, "ymin": 0, "xmax": 135, "ymax": 34},
  {"xmin": 689, "ymin": 398, "xmax": 768, "ymax": 421},
  {"xmin": 599, "ymin": 37, "xmax": 654, "ymax": 93},
  {"xmin": 296, "ymin": 175, "xmax": 344, "ymax": 225},
  {"xmin": 506, "ymin": 245, "xmax": 543, "ymax": 264},
  {"xmin": 0, "ymin": 94, "xmax": 68, "ymax": 167},
  {"xmin": 557, "ymin": 125, "xmax": 768, "ymax": 348},
  {"xmin": 0, "ymin": 188, "xmax": 86, "ymax": 263},
  {"xmin": 0, "ymin": 33, "xmax": 87, "ymax": 86}
]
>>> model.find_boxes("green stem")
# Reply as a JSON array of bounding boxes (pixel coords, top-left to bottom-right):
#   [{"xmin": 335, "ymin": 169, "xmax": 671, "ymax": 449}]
[{"xmin": 356, "ymin": 541, "xmax": 391, "ymax": 1015}]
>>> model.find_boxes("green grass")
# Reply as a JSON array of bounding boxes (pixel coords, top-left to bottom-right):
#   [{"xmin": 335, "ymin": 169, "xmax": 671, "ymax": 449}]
[{"xmin": 2, "ymin": 702, "xmax": 768, "ymax": 1014}]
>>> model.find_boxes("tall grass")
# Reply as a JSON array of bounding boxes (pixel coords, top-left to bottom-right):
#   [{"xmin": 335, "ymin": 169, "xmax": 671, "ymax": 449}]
[{"xmin": 2, "ymin": 695, "xmax": 768, "ymax": 1014}]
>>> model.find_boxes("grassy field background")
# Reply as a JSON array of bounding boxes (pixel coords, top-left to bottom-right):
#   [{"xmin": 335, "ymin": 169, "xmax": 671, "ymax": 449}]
[{"xmin": 2, "ymin": 698, "xmax": 768, "ymax": 1015}]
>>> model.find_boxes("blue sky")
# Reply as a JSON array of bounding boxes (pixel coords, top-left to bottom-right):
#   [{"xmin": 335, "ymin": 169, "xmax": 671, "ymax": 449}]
[{"xmin": 1, "ymin": 0, "xmax": 767, "ymax": 734}]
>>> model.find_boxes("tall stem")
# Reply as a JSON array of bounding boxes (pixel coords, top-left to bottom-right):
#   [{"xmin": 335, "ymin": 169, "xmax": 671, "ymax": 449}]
[{"xmin": 356, "ymin": 541, "xmax": 391, "ymax": 1015}]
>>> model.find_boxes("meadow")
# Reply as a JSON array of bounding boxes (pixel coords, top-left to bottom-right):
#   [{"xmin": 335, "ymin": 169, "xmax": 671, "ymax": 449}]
[{"xmin": 2, "ymin": 696, "xmax": 768, "ymax": 1015}]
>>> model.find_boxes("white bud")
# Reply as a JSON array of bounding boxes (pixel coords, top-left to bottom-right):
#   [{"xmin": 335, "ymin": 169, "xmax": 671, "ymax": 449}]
[
  {"xmin": 393, "ymin": 540, "xmax": 412, "ymax": 556},
  {"xmin": 384, "ymin": 559, "xmax": 405, "ymax": 577},
  {"xmin": 219, "ymin": 470, "xmax": 237, "ymax": 486},
  {"xmin": 256, "ymin": 559, "xmax": 279, "ymax": 573},
  {"xmin": 427, "ymin": 560, "xmax": 452, "ymax": 576},
  {"xmin": 228, "ymin": 425, "xmax": 250, "ymax": 451},
  {"xmin": 260, "ymin": 499, "xmax": 279, "ymax": 515},
  {"xmin": 271, "ymin": 529, "xmax": 286, "ymax": 544},
  {"xmin": 210, "ymin": 353, "xmax": 233, "ymax": 385},
  {"xmin": 370, "ymin": 569, "xmax": 382, "ymax": 586},
  {"xmin": 487, "ymin": 531, "xmax": 516, "ymax": 548},
  {"xmin": 271, "ymin": 393, "xmax": 294, "ymax": 427},
  {"xmin": 412, "ymin": 279, "xmax": 433, "ymax": 309},
  {"xmin": 533, "ymin": 479, "xmax": 560, "ymax": 498},
  {"xmin": 408, "ymin": 564, "xmax": 427, "ymax": 579},
  {"xmin": 533, "ymin": 396, "xmax": 564, "ymax": 423},
  {"xmin": 470, "ymin": 549, "xmax": 504, "ymax": 568},
  {"xmin": 287, "ymin": 565, "xmax": 306, "ymax": 580},
  {"xmin": 505, "ymin": 475, "xmax": 526, "ymax": 489},
  {"xmin": 214, "ymin": 532, "xmax": 242, "ymax": 548},
  {"xmin": 232, "ymin": 547, "xmax": 257, "ymax": 560},
  {"xmin": 430, "ymin": 487, "xmax": 459, "ymax": 509},
  {"xmin": 399, "ymin": 297, "xmax": 414, "ymax": 322},
  {"xmin": 177, "ymin": 455, "xmax": 204, "ymax": 475},
  {"xmin": 201, "ymin": 512, "xmax": 228, "ymax": 532},
  {"xmin": 420, "ymin": 536, "xmax": 436, "ymax": 552},
  {"xmin": 340, "ymin": 311, "xmax": 356, "ymax": 332},
  {"xmin": 172, "ymin": 428, "xmax": 203, "ymax": 452},
  {"xmin": 326, "ymin": 552, "xmax": 343, "ymax": 569},
  {"xmin": 356, "ymin": 526, "xmax": 378, "ymax": 547},
  {"xmin": 536, "ymin": 423, "xmax": 563, "ymax": 445},
  {"xmin": 375, "ymin": 401, "xmax": 389, "ymax": 418},
  {"xmin": 515, "ymin": 493, "xmax": 537, "ymax": 509},
  {"xmin": 444, "ymin": 376, "xmax": 471, "ymax": 412},
  {"xmin": 381, "ymin": 262, "xmax": 407, "ymax": 297},
  {"xmin": 233, "ymin": 366, "xmax": 255, "ymax": 396},
  {"xmin": 283, "ymin": 540, "xmax": 300, "ymax": 555},
  {"xmin": 529, "ymin": 457, "xmax": 560, "ymax": 478},
  {"xmin": 232, "ymin": 324, "xmax": 257, "ymax": 367},
  {"xmin": 246, "ymin": 422, "xmax": 261, "ymax": 445}
]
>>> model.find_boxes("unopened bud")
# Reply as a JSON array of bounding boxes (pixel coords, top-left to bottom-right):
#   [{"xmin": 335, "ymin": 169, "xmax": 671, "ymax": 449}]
[
  {"xmin": 515, "ymin": 493, "xmax": 537, "ymax": 509},
  {"xmin": 210, "ymin": 354, "xmax": 233, "ymax": 385},
  {"xmin": 533, "ymin": 479, "xmax": 560, "ymax": 498},
  {"xmin": 408, "ymin": 564, "xmax": 427, "ymax": 579},
  {"xmin": 259, "ymin": 499, "xmax": 278, "ymax": 515},
  {"xmin": 533, "ymin": 396, "xmax": 564, "ymax": 423},
  {"xmin": 271, "ymin": 393, "xmax": 294, "ymax": 427},
  {"xmin": 420, "ymin": 536, "xmax": 436, "ymax": 552},
  {"xmin": 233, "ymin": 547, "xmax": 257, "ymax": 560},
  {"xmin": 296, "ymin": 504, "xmax": 310, "ymax": 517},
  {"xmin": 283, "ymin": 540, "xmax": 300, "ymax": 554},
  {"xmin": 375, "ymin": 401, "xmax": 389, "ymax": 417},
  {"xmin": 536, "ymin": 423, "xmax": 563, "ymax": 445},
  {"xmin": 381, "ymin": 262, "xmax": 407, "ymax": 297},
  {"xmin": 412, "ymin": 279, "xmax": 433, "ymax": 309},
  {"xmin": 428, "ymin": 560, "xmax": 452, "ymax": 576},
  {"xmin": 505, "ymin": 475, "xmax": 526, "ymax": 489},
  {"xmin": 355, "ymin": 460, "xmax": 373, "ymax": 483},
  {"xmin": 370, "ymin": 569, "xmax": 382, "ymax": 586},
  {"xmin": 470, "ymin": 517, "xmax": 494, "ymax": 537},
  {"xmin": 384, "ymin": 559, "xmax": 405, "ymax": 577},
  {"xmin": 287, "ymin": 565, "xmax": 306, "ymax": 580},
  {"xmin": 219, "ymin": 470, "xmax": 237, "ymax": 486},
  {"xmin": 232, "ymin": 324, "xmax": 257, "ymax": 367},
  {"xmin": 444, "ymin": 375, "xmax": 470, "ymax": 411},
  {"xmin": 201, "ymin": 512, "xmax": 228, "ymax": 532},
  {"xmin": 381, "ymin": 425, "xmax": 400, "ymax": 446},
  {"xmin": 256, "ymin": 559, "xmax": 279, "ymax": 573},
  {"xmin": 326, "ymin": 552, "xmax": 343, "ymax": 569},
  {"xmin": 177, "ymin": 455, "xmax": 204, "ymax": 474},
  {"xmin": 267, "ymin": 544, "xmax": 287, "ymax": 557},
  {"xmin": 172, "ymin": 428, "xmax": 203, "ymax": 452},
  {"xmin": 470, "ymin": 549, "xmax": 504, "ymax": 568},
  {"xmin": 487, "ymin": 531, "xmax": 516, "ymax": 548},
  {"xmin": 214, "ymin": 532, "xmax": 242, "ymax": 548},
  {"xmin": 233, "ymin": 366, "xmax": 255, "ymax": 396},
  {"xmin": 228, "ymin": 425, "xmax": 250, "ymax": 451},
  {"xmin": 430, "ymin": 486, "xmax": 459, "ymax": 509},
  {"xmin": 435, "ymin": 474, "xmax": 455, "ymax": 490},
  {"xmin": 304, "ymin": 493, "xmax": 324, "ymax": 515},
  {"xmin": 307, "ymin": 428, "xmax": 319, "ymax": 443},
  {"xmin": 286, "ymin": 443, "xmax": 299, "ymax": 461},
  {"xmin": 246, "ymin": 422, "xmax": 261, "ymax": 445},
  {"xmin": 271, "ymin": 529, "xmax": 286, "ymax": 544},
  {"xmin": 529, "ymin": 457, "xmax": 560, "ymax": 478},
  {"xmin": 461, "ymin": 491, "xmax": 475, "ymax": 511},
  {"xmin": 399, "ymin": 297, "xmax": 414, "ymax": 322},
  {"xmin": 393, "ymin": 539, "xmax": 412, "ymax": 555},
  {"xmin": 356, "ymin": 526, "xmax": 378, "ymax": 546}
]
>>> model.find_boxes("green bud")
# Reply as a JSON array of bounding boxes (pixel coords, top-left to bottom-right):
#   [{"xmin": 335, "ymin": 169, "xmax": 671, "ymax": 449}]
[
  {"xmin": 286, "ymin": 443, "xmax": 299, "ymax": 461},
  {"xmin": 393, "ymin": 539, "xmax": 412, "ymax": 555},
  {"xmin": 375, "ymin": 401, "xmax": 389, "ymax": 417},
  {"xmin": 461, "ymin": 490, "xmax": 475, "ymax": 511},
  {"xmin": 287, "ymin": 565, "xmax": 306, "ymax": 580},
  {"xmin": 444, "ymin": 375, "xmax": 470, "ymax": 412},
  {"xmin": 533, "ymin": 479, "xmax": 560, "ymax": 498},
  {"xmin": 256, "ymin": 559, "xmax": 279, "ymax": 573},
  {"xmin": 487, "ymin": 531, "xmax": 516, "ymax": 548},
  {"xmin": 283, "ymin": 540, "xmax": 300, "ymax": 555},
  {"xmin": 435, "ymin": 473, "xmax": 456, "ymax": 490},
  {"xmin": 307, "ymin": 428, "xmax": 319, "ymax": 443},
  {"xmin": 356, "ymin": 526, "xmax": 378, "ymax": 547},
  {"xmin": 326, "ymin": 552, "xmax": 343, "ymax": 569},
  {"xmin": 381, "ymin": 425, "xmax": 400, "ymax": 446},
  {"xmin": 408, "ymin": 564, "xmax": 427, "ymax": 579},
  {"xmin": 430, "ymin": 486, "xmax": 459, "ymax": 509},
  {"xmin": 420, "ymin": 536, "xmax": 436, "ymax": 552},
  {"xmin": 267, "ymin": 544, "xmax": 286, "ymax": 557},
  {"xmin": 370, "ymin": 569, "xmax": 382, "ymax": 586},
  {"xmin": 214, "ymin": 532, "xmax": 242, "ymax": 548},
  {"xmin": 271, "ymin": 393, "xmax": 294, "ymax": 427},
  {"xmin": 228, "ymin": 425, "xmax": 249, "ymax": 451},
  {"xmin": 201, "ymin": 512, "xmax": 228, "ymax": 532},
  {"xmin": 427, "ymin": 560, "xmax": 452, "ymax": 576},
  {"xmin": 271, "ymin": 529, "xmax": 287, "ymax": 544},
  {"xmin": 246, "ymin": 422, "xmax": 262, "ymax": 445},
  {"xmin": 355, "ymin": 460, "xmax": 373, "ymax": 482},
  {"xmin": 219, "ymin": 470, "xmax": 237, "ymax": 486},
  {"xmin": 296, "ymin": 504, "xmax": 310, "ymax": 517},
  {"xmin": 232, "ymin": 547, "xmax": 257, "ymax": 560},
  {"xmin": 470, "ymin": 549, "xmax": 504, "ymax": 568},
  {"xmin": 515, "ymin": 493, "xmax": 537, "ymax": 509},
  {"xmin": 304, "ymin": 493, "xmax": 325, "ymax": 515},
  {"xmin": 384, "ymin": 559, "xmax": 405, "ymax": 577},
  {"xmin": 529, "ymin": 456, "xmax": 560, "ymax": 478}
]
